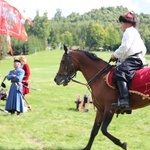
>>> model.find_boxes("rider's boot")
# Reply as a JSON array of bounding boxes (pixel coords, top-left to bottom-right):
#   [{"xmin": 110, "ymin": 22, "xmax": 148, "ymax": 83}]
[{"xmin": 112, "ymin": 81, "xmax": 130, "ymax": 109}]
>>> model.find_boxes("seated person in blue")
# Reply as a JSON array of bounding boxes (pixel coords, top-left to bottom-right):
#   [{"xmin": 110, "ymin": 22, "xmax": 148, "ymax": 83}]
[{"xmin": 5, "ymin": 59, "xmax": 25, "ymax": 116}]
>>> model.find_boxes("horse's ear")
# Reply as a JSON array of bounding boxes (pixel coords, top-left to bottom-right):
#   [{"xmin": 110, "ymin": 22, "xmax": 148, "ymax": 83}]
[{"xmin": 64, "ymin": 45, "xmax": 68, "ymax": 54}]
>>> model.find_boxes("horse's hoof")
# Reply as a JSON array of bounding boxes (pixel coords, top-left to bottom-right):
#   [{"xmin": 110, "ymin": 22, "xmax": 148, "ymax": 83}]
[{"xmin": 122, "ymin": 142, "xmax": 127, "ymax": 150}]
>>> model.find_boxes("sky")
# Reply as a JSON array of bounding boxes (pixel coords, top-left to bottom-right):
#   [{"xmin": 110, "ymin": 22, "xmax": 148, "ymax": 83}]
[{"xmin": 5, "ymin": 0, "xmax": 150, "ymax": 19}]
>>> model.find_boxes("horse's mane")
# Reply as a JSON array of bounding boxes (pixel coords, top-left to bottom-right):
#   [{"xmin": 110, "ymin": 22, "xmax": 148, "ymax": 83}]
[
  {"xmin": 74, "ymin": 49, "xmax": 105, "ymax": 61},
  {"xmin": 84, "ymin": 51, "xmax": 101, "ymax": 60}
]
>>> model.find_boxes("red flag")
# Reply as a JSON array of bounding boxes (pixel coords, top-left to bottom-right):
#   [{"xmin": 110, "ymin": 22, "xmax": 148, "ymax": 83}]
[{"xmin": 0, "ymin": 0, "xmax": 28, "ymax": 41}]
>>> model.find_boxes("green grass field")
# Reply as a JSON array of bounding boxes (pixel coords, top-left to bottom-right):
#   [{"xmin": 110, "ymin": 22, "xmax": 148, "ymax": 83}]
[{"xmin": 0, "ymin": 50, "xmax": 150, "ymax": 150}]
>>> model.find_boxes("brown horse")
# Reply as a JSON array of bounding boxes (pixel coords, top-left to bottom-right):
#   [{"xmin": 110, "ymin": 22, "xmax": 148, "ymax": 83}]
[{"xmin": 54, "ymin": 45, "xmax": 150, "ymax": 150}]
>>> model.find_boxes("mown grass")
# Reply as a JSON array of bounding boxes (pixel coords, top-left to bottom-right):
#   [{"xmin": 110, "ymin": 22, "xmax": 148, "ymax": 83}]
[{"xmin": 0, "ymin": 50, "xmax": 150, "ymax": 150}]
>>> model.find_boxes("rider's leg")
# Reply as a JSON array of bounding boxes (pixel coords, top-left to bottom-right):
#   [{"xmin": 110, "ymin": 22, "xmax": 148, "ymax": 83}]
[
  {"xmin": 112, "ymin": 80, "xmax": 130, "ymax": 108},
  {"xmin": 112, "ymin": 57, "xmax": 143, "ymax": 109}
]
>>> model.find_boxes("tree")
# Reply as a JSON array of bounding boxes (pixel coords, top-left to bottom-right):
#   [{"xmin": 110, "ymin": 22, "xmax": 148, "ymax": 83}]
[
  {"xmin": 105, "ymin": 26, "xmax": 120, "ymax": 50},
  {"xmin": 30, "ymin": 11, "xmax": 51, "ymax": 49},
  {"xmin": 85, "ymin": 23, "xmax": 105, "ymax": 49},
  {"xmin": 5, "ymin": 6, "xmax": 149, "ymax": 56},
  {"xmin": 61, "ymin": 31, "xmax": 73, "ymax": 46},
  {"xmin": 142, "ymin": 26, "xmax": 150, "ymax": 53},
  {"xmin": 27, "ymin": 35, "xmax": 44, "ymax": 54},
  {"xmin": 53, "ymin": 8, "xmax": 63, "ymax": 21}
]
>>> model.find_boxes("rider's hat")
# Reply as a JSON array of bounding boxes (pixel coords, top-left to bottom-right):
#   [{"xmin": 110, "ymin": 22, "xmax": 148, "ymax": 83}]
[{"xmin": 119, "ymin": 11, "xmax": 137, "ymax": 27}]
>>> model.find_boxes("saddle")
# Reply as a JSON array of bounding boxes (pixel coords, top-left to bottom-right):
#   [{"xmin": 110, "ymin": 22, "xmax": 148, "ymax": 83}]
[{"xmin": 105, "ymin": 67, "xmax": 150, "ymax": 100}]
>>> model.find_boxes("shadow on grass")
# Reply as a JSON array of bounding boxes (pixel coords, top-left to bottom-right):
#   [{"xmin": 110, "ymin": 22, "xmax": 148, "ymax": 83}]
[{"xmin": 67, "ymin": 107, "xmax": 78, "ymax": 112}]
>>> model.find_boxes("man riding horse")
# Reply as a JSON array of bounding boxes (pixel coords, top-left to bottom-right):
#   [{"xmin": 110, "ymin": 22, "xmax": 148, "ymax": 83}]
[{"xmin": 110, "ymin": 11, "xmax": 147, "ymax": 109}]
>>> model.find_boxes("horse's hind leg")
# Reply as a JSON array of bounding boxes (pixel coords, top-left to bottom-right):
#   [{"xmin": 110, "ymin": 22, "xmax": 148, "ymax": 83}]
[
  {"xmin": 82, "ymin": 110, "xmax": 102, "ymax": 150},
  {"xmin": 101, "ymin": 111, "xmax": 127, "ymax": 150}
]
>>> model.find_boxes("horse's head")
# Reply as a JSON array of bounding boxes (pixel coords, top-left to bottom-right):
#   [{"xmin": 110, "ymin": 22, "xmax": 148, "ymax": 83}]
[{"xmin": 54, "ymin": 45, "xmax": 77, "ymax": 86}]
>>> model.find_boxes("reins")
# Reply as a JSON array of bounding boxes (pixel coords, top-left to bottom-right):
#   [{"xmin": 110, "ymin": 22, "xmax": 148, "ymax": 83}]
[
  {"xmin": 59, "ymin": 50, "xmax": 114, "ymax": 93},
  {"xmin": 71, "ymin": 62, "xmax": 113, "ymax": 92}
]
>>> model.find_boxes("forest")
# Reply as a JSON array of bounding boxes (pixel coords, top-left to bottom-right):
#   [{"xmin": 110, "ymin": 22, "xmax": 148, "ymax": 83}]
[{"xmin": 1, "ymin": 6, "xmax": 150, "ymax": 55}]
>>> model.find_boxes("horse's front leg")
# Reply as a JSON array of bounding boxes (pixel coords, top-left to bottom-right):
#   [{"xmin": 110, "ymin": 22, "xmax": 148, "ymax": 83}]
[
  {"xmin": 101, "ymin": 110, "xmax": 127, "ymax": 150},
  {"xmin": 82, "ymin": 110, "xmax": 102, "ymax": 150}
]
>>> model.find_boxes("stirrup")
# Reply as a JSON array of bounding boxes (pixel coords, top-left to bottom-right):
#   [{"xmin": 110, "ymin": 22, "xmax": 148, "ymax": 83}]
[
  {"xmin": 115, "ymin": 109, "xmax": 132, "ymax": 117},
  {"xmin": 120, "ymin": 103, "xmax": 130, "ymax": 109},
  {"xmin": 111, "ymin": 102, "xmax": 130, "ymax": 109}
]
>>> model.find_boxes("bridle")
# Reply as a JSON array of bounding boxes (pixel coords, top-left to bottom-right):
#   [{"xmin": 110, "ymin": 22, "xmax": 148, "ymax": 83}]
[
  {"xmin": 57, "ymin": 51, "xmax": 113, "ymax": 91},
  {"xmin": 56, "ymin": 52, "xmax": 77, "ymax": 85}
]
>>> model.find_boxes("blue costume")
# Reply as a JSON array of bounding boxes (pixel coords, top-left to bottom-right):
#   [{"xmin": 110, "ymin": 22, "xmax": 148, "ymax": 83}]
[{"xmin": 5, "ymin": 65, "xmax": 25, "ymax": 114}]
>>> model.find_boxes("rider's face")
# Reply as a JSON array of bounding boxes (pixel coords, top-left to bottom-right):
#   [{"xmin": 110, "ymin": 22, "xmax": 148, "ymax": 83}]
[
  {"xmin": 120, "ymin": 22, "xmax": 127, "ymax": 32},
  {"xmin": 120, "ymin": 22, "xmax": 132, "ymax": 32}
]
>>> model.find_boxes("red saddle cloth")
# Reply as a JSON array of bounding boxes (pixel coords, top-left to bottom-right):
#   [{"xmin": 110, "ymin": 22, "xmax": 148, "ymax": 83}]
[{"xmin": 105, "ymin": 67, "xmax": 150, "ymax": 99}]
